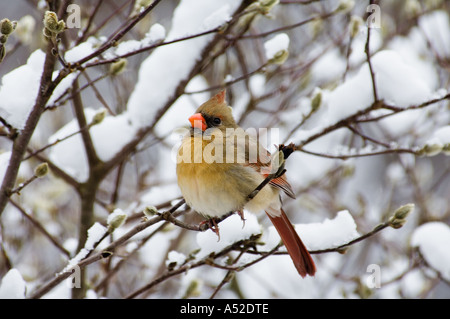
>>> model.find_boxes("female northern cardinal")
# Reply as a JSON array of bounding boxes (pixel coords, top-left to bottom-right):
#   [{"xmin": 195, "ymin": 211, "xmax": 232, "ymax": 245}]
[{"xmin": 176, "ymin": 90, "xmax": 316, "ymax": 277}]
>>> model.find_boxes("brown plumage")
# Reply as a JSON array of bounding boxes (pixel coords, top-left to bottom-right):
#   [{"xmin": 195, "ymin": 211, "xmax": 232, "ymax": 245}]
[{"xmin": 176, "ymin": 90, "xmax": 316, "ymax": 277}]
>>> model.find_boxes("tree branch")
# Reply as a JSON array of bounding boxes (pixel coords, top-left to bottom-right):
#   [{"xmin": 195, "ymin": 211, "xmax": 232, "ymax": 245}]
[{"xmin": 0, "ymin": 41, "xmax": 58, "ymax": 216}]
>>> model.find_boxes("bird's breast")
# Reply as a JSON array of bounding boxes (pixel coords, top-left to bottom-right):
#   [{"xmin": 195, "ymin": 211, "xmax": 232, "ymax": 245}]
[{"xmin": 176, "ymin": 134, "xmax": 281, "ymax": 218}]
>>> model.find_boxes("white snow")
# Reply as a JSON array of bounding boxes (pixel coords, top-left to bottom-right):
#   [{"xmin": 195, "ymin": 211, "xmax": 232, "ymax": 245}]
[
  {"xmin": 411, "ymin": 222, "xmax": 450, "ymax": 281},
  {"xmin": 0, "ymin": 41, "xmax": 96, "ymax": 130},
  {"xmin": 310, "ymin": 48, "xmax": 347, "ymax": 85},
  {"xmin": 264, "ymin": 33, "xmax": 289, "ymax": 61},
  {"xmin": 64, "ymin": 40, "xmax": 96, "ymax": 63},
  {"xmin": 0, "ymin": 268, "xmax": 26, "ymax": 299},
  {"xmin": 202, "ymin": 5, "xmax": 232, "ymax": 31},
  {"xmin": 196, "ymin": 212, "xmax": 261, "ymax": 259},
  {"xmin": 114, "ymin": 23, "xmax": 166, "ymax": 56},
  {"xmin": 297, "ymin": 210, "xmax": 360, "ymax": 251},
  {"xmin": 249, "ymin": 74, "xmax": 266, "ymax": 97},
  {"xmin": 63, "ymin": 222, "xmax": 107, "ymax": 272},
  {"xmin": 127, "ymin": 0, "xmax": 241, "ymax": 128},
  {"xmin": 327, "ymin": 50, "xmax": 432, "ymax": 124},
  {"xmin": 294, "ymin": 49, "xmax": 437, "ymax": 144},
  {"xmin": 418, "ymin": 10, "xmax": 450, "ymax": 59},
  {"xmin": 261, "ymin": 210, "xmax": 360, "ymax": 252},
  {"xmin": 154, "ymin": 75, "xmax": 209, "ymax": 137},
  {"xmin": 431, "ymin": 125, "xmax": 450, "ymax": 145},
  {"xmin": 194, "ymin": 210, "xmax": 359, "ymax": 267},
  {"xmin": 48, "ymin": 110, "xmax": 138, "ymax": 182},
  {"xmin": 166, "ymin": 250, "xmax": 187, "ymax": 268},
  {"xmin": 0, "ymin": 50, "xmax": 45, "ymax": 129}
]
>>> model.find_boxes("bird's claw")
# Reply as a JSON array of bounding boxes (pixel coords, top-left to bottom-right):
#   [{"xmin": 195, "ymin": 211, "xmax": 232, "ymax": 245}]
[
  {"xmin": 200, "ymin": 218, "xmax": 221, "ymax": 241},
  {"xmin": 237, "ymin": 210, "xmax": 246, "ymax": 228}
]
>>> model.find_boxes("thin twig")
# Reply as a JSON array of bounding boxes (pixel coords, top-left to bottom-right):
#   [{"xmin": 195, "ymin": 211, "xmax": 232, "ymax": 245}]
[
  {"xmin": 365, "ymin": 0, "xmax": 379, "ymax": 103},
  {"xmin": 9, "ymin": 199, "xmax": 71, "ymax": 257},
  {"xmin": 71, "ymin": 0, "xmax": 163, "ymax": 67},
  {"xmin": 28, "ymin": 199, "xmax": 186, "ymax": 299}
]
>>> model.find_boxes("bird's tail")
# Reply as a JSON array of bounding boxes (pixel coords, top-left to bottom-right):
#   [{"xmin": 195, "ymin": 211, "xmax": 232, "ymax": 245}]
[{"xmin": 266, "ymin": 209, "xmax": 316, "ymax": 277}]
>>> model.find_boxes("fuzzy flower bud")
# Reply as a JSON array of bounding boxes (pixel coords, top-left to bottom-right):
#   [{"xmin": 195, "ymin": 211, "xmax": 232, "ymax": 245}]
[
  {"xmin": 404, "ymin": 0, "xmax": 422, "ymax": 18},
  {"xmin": 182, "ymin": 280, "xmax": 202, "ymax": 298},
  {"xmin": 34, "ymin": 162, "xmax": 49, "ymax": 178},
  {"xmin": 1, "ymin": 18, "xmax": 16, "ymax": 36},
  {"xmin": 311, "ymin": 89, "xmax": 322, "ymax": 112},
  {"xmin": 418, "ymin": 141, "xmax": 443, "ymax": 157},
  {"xmin": 259, "ymin": 0, "xmax": 279, "ymax": 14},
  {"xmin": 43, "ymin": 11, "xmax": 65, "ymax": 36},
  {"xmin": 393, "ymin": 203, "xmax": 414, "ymax": 220},
  {"xmin": 109, "ymin": 58, "xmax": 128, "ymax": 75},
  {"xmin": 442, "ymin": 143, "xmax": 450, "ymax": 156},
  {"xmin": 107, "ymin": 209, "xmax": 128, "ymax": 230},
  {"xmin": 91, "ymin": 108, "xmax": 107, "ymax": 125},
  {"xmin": 143, "ymin": 206, "xmax": 158, "ymax": 218},
  {"xmin": 389, "ymin": 203, "xmax": 414, "ymax": 229},
  {"xmin": 349, "ymin": 16, "xmax": 363, "ymax": 38},
  {"xmin": 336, "ymin": 0, "xmax": 355, "ymax": 13},
  {"xmin": 264, "ymin": 33, "xmax": 290, "ymax": 65},
  {"xmin": 270, "ymin": 50, "xmax": 289, "ymax": 65}
]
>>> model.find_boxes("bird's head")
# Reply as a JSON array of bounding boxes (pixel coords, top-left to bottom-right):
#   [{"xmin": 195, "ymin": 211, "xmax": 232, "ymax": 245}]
[{"xmin": 188, "ymin": 90, "xmax": 237, "ymax": 133}]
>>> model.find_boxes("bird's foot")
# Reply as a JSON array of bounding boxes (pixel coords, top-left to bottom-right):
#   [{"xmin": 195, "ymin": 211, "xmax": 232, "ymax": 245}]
[
  {"xmin": 236, "ymin": 210, "xmax": 246, "ymax": 228},
  {"xmin": 200, "ymin": 218, "xmax": 221, "ymax": 241}
]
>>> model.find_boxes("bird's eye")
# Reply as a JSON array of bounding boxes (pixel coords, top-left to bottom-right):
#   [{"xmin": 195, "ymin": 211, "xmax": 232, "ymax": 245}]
[{"xmin": 213, "ymin": 117, "xmax": 222, "ymax": 125}]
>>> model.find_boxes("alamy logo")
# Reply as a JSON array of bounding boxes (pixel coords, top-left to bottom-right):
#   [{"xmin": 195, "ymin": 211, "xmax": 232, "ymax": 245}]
[
  {"xmin": 173, "ymin": 127, "xmax": 282, "ymax": 174},
  {"xmin": 66, "ymin": 4, "xmax": 81, "ymax": 29},
  {"xmin": 366, "ymin": 4, "xmax": 381, "ymax": 29},
  {"xmin": 366, "ymin": 264, "xmax": 381, "ymax": 289}
]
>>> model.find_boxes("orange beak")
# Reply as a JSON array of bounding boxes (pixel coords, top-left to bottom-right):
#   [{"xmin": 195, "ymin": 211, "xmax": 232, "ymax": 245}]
[{"xmin": 189, "ymin": 113, "xmax": 207, "ymax": 131}]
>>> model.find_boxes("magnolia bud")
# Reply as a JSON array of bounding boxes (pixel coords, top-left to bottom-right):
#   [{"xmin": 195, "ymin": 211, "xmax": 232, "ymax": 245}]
[
  {"xmin": 310, "ymin": 18, "xmax": 323, "ymax": 38},
  {"xmin": 259, "ymin": 0, "xmax": 279, "ymax": 14},
  {"xmin": 388, "ymin": 203, "xmax": 414, "ymax": 229},
  {"xmin": 405, "ymin": 0, "xmax": 422, "ymax": 18},
  {"xmin": 43, "ymin": 11, "xmax": 65, "ymax": 35},
  {"xmin": 107, "ymin": 209, "xmax": 128, "ymax": 230},
  {"xmin": 270, "ymin": 50, "xmax": 288, "ymax": 65},
  {"xmin": 336, "ymin": 0, "xmax": 355, "ymax": 13},
  {"xmin": 424, "ymin": 0, "xmax": 443, "ymax": 8},
  {"xmin": 418, "ymin": 142, "xmax": 443, "ymax": 157},
  {"xmin": 349, "ymin": 16, "xmax": 363, "ymax": 38},
  {"xmin": 311, "ymin": 89, "xmax": 322, "ymax": 112},
  {"xmin": 183, "ymin": 280, "xmax": 201, "ymax": 298},
  {"xmin": 393, "ymin": 203, "xmax": 414, "ymax": 220},
  {"xmin": 143, "ymin": 206, "xmax": 158, "ymax": 218},
  {"xmin": 34, "ymin": 162, "xmax": 49, "ymax": 178},
  {"xmin": 91, "ymin": 109, "xmax": 107, "ymax": 125},
  {"xmin": 137, "ymin": 0, "xmax": 152, "ymax": 7},
  {"xmin": 442, "ymin": 143, "xmax": 450, "ymax": 156},
  {"xmin": 389, "ymin": 218, "xmax": 407, "ymax": 229},
  {"xmin": 109, "ymin": 58, "xmax": 128, "ymax": 75},
  {"xmin": 42, "ymin": 27, "xmax": 53, "ymax": 39},
  {"xmin": 265, "ymin": 33, "xmax": 290, "ymax": 65},
  {"xmin": 0, "ymin": 18, "xmax": 16, "ymax": 36}
]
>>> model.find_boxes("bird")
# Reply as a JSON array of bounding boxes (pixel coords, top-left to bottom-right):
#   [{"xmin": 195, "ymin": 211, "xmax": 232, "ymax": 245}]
[{"xmin": 176, "ymin": 90, "xmax": 316, "ymax": 278}]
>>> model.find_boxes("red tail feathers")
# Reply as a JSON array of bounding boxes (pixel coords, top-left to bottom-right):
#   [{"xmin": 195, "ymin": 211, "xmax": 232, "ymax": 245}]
[{"xmin": 266, "ymin": 209, "xmax": 316, "ymax": 278}]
